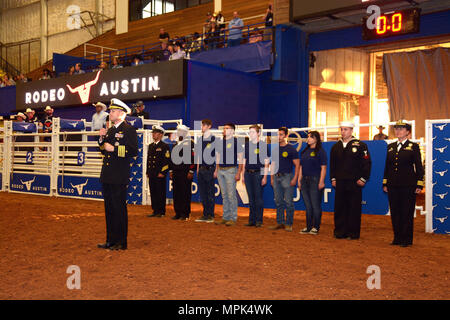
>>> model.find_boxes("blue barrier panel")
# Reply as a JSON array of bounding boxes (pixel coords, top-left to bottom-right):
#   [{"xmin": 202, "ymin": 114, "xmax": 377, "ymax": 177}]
[
  {"xmin": 10, "ymin": 173, "xmax": 51, "ymax": 195},
  {"xmin": 60, "ymin": 119, "xmax": 85, "ymax": 130},
  {"xmin": 127, "ymin": 133, "xmax": 144, "ymax": 205},
  {"xmin": 125, "ymin": 116, "xmax": 143, "ymax": 129},
  {"xmin": 57, "ymin": 175, "xmax": 103, "ymax": 199},
  {"xmin": 432, "ymin": 122, "xmax": 450, "ymax": 234},
  {"xmin": 12, "ymin": 122, "xmax": 36, "ymax": 132}
]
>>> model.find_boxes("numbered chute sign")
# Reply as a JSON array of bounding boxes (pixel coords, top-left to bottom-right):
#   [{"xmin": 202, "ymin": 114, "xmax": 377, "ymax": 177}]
[
  {"xmin": 77, "ymin": 152, "xmax": 85, "ymax": 166},
  {"xmin": 26, "ymin": 151, "xmax": 34, "ymax": 164}
]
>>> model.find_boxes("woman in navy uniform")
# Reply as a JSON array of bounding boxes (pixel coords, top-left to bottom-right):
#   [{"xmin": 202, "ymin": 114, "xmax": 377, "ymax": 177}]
[
  {"xmin": 146, "ymin": 125, "xmax": 171, "ymax": 218},
  {"xmin": 97, "ymin": 98, "xmax": 138, "ymax": 250},
  {"xmin": 383, "ymin": 120, "xmax": 424, "ymax": 247},
  {"xmin": 330, "ymin": 122, "xmax": 372, "ymax": 240}
]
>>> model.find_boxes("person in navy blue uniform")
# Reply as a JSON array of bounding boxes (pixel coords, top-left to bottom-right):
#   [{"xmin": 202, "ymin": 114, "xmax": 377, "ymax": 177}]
[
  {"xmin": 269, "ymin": 127, "xmax": 300, "ymax": 232},
  {"xmin": 330, "ymin": 122, "xmax": 371, "ymax": 240},
  {"xmin": 242, "ymin": 125, "xmax": 270, "ymax": 227},
  {"xmin": 97, "ymin": 98, "xmax": 138, "ymax": 250},
  {"xmin": 146, "ymin": 125, "xmax": 171, "ymax": 218},
  {"xmin": 298, "ymin": 131, "xmax": 327, "ymax": 235},
  {"xmin": 195, "ymin": 119, "xmax": 217, "ymax": 223},
  {"xmin": 383, "ymin": 120, "xmax": 424, "ymax": 247},
  {"xmin": 169, "ymin": 124, "xmax": 195, "ymax": 221}
]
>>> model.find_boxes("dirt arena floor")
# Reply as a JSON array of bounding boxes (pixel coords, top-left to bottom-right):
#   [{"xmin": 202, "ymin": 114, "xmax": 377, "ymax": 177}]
[{"xmin": 0, "ymin": 192, "xmax": 448, "ymax": 300}]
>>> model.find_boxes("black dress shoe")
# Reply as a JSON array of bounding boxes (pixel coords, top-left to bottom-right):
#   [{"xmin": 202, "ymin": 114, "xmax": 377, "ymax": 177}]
[
  {"xmin": 109, "ymin": 244, "xmax": 127, "ymax": 250},
  {"xmin": 147, "ymin": 213, "xmax": 158, "ymax": 217},
  {"xmin": 244, "ymin": 223, "xmax": 256, "ymax": 227},
  {"xmin": 172, "ymin": 216, "xmax": 180, "ymax": 220},
  {"xmin": 390, "ymin": 241, "xmax": 400, "ymax": 246},
  {"xmin": 400, "ymin": 244, "xmax": 410, "ymax": 248},
  {"xmin": 255, "ymin": 222, "xmax": 263, "ymax": 228},
  {"xmin": 97, "ymin": 242, "xmax": 113, "ymax": 249}
]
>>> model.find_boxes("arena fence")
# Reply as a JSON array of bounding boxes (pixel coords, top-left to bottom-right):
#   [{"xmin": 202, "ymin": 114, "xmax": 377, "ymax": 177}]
[{"xmin": 1, "ymin": 118, "xmax": 447, "ymax": 234}]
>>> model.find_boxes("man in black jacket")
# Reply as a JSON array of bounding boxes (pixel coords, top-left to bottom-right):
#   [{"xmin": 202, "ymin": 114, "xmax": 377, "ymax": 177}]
[
  {"xmin": 147, "ymin": 125, "xmax": 170, "ymax": 218},
  {"xmin": 169, "ymin": 124, "xmax": 195, "ymax": 221},
  {"xmin": 330, "ymin": 122, "xmax": 372, "ymax": 240},
  {"xmin": 97, "ymin": 98, "xmax": 138, "ymax": 250}
]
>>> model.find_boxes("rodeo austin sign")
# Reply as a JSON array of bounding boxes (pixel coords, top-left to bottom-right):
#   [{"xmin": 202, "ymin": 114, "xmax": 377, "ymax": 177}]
[{"xmin": 15, "ymin": 59, "xmax": 186, "ymax": 109}]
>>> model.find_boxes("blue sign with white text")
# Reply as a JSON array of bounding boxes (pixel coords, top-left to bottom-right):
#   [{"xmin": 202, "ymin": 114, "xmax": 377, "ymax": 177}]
[{"xmin": 10, "ymin": 173, "xmax": 51, "ymax": 194}]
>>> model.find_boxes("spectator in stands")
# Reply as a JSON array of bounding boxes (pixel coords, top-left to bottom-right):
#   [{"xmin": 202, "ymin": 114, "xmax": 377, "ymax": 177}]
[
  {"xmin": 204, "ymin": 20, "xmax": 218, "ymax": 50},
  {"xmin": 159, "ymin": 28, "xmax": 170, "ymax": 43},
  {"xmin": 131, "ymin": 101, "xmax": 149, "ymax": 119},
  {"xmin": 41, "ymin": 106, "xmax": 54, "ymax": 133},
  {"xmin": 94, "ymin": 61, "xmax": 108, "ymax": 72},
  {"xmin": 25, "ymin": 108, "xmax": 38, "ymax": 123},
  {"xmin": 249, "ymin": 28, "xmax": 263, "ymax": 43},
  {"xmin": 216, "ymin": 12, "xmax": 226, "ymax": 31},
  {"xmin": 228, "ymin": 11, "xmax": 244, "ymax": 47},
  {"xmin": 91, "ymin": 102, "xmax": 108, "ymax": 131},
  {"xmin": 373, "ymin": 125, "xmax": 388, "ymax": 140},
  {"xmin": 111, "ymin": 56, "xmax": 123, "ymax": 69},
  {"xmin": 15, "ymin": 112, "xmax": 27, "ymax": 122},
  {"xmin": 132, "ymin": 55, "xmax": 144, "ymax": 66},
  {"xmin": 158, "ymin": 42, "xmax": 171, "ymax": 61},
  {"xmin": 67, "ymin": 65, "xmax": 75, "ymax": 76},
  {"xmin": 204, "ymin": 12, "xmax": 214, "ymax": 29},
  {"xmin": 39, "ymin": 68, "xmax": 52, "ymax": 80},
  {"xmin": 263, "ymin": 4, "xmax": 274, "ymax": 41},
  {"xmin": 74, "ymin": 63, "xmax": 85, "ymax": 74},
  {"xmin": 1, "ymin": 74, "xmax": 13, "ymax": 86},
  {"xmin": 17, "ymin": 73, "xmax": 29, "ymax": 83},
  {"xmin": 169, "ymin": 42, "xmax": 186, "ymax": 60}
]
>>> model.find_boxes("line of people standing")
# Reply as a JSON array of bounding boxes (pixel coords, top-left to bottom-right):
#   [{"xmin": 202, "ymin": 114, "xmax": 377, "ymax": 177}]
[{"xmin": 145, "ymin": 119, "xmax": 424, "ymax": 248}]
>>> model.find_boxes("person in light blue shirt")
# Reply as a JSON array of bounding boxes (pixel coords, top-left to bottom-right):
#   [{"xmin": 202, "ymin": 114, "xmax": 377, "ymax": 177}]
[{"xmin": 227, "ymin": 11, "xmax": 244, "ymax": 47}]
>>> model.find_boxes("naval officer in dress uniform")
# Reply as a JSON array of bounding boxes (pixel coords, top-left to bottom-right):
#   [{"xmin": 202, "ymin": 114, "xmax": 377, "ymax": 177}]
[
  {"xmin": 169, "ymin": 124, "xmax": 195, "ymax": 221},
  {"xmin": 146, "ymin": 125, "xmax": 171, "ymax": 218},
  {"xmin": 97, "ymin": 98, "xmax": 138, "ymax": 250},
  {"xmin": 330, "ymin": 121, "xmax": 372, "ymax": 240},
  {"xmin": 383, "ymin": 120, "xmax": 424, "ymax": 247}
]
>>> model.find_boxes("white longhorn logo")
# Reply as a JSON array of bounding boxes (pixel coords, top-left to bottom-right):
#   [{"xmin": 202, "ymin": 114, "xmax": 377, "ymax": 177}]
[
  {"xmin": 435, "ymin": 124, "xmax": 447, "ymax": 131},
  {"xmin": 20, "ymin": 176, "xmax": 36, "ymax": 191},
  {"xmin": 137, "ymin": 178, "xmax": 142, "ymax": 182},
  {"xmin": 128, "ymin": 120, "xmax": 136, "ymax": 126},
  {"xmin": 66, "ymin": 70, "xmax": 102, "ymax": 104},
  {"xmin": 22, "ymin": 124, "xmax": 31, "ymax": 129},
  {"xmin": 444, "ymin": 160, "xmax": 450, "ymax": 164},
  {"xmin": 435, "ymin": 192, "xmax": 448, "ymax": 200},
  {"xmin": 137, "ymin": 193, "xmax": 142, "ymax": 197},
  {"xmin": 435, "ymin": 216, "xmax": 448, "ymax": 223},
  {"xmin": 69, "ymin": 122, "xmax": 78, "ymax": 128},
  {"xmin": 435, "ymin": 146, "xmax": 448, "ymax": 153},
  {"xmin": 445, "ymin": 184, "xmax": 450, "ymax": 188},
  {"xmin": 128, "ymin": 192, "xmax": 133, "ymax": 197},
  {"xmin": 70, "ymin": 179, "xmax": 88, "ymax": 195},
  {"xmin": 435, "ymin": 170, "xmax": 448, "ymax": 177},
  {"xmin": 444, "ymin": 138, "xmax": 450, "ymax": 142}
]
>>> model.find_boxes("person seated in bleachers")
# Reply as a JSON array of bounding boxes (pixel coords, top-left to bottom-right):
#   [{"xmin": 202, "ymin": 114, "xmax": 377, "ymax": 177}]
[
  {"xmin": 111, "ymin": 56, "xmax": 123, "ymax": 69},
  {"xmin": 205, "ymin": 20, "xmax": 219, "ymax": 50},
  {"xmin": 39, "ymin": 68, "xmax": 52, "ymax": 80},
  {"xmin": 1, "ymin": 74, "xmax": 16, "ymax": 86},
  {"xmin": 67, "ymin": 65, "xmax": 75, "ymax": 76},
  {"xmin": 17, "ymin": 73, "xmax": 29, "ymax": 83},
  {"xmin": 74, "ymin": 63, "xmax": 85, "ymax": 74},
  {"xmin": 169, "ymin": 42, "xmax": 186, "ymax": 60},
  {"xmin": 249, "ymin": 28, "xmax": 263, "ymax": 43},
  {"xmin": 132, "ymin": 55, "xmax": 144, "ymax": 66},
  {"xmin": 154, "ymin": 42, "xmax": 171, "ymax": 62},
  {"xmin": 228, "ymin": 11, "xmax": 244, "ymax": 47},
  {"xmin": 94, "ymin": 61, "xmax": 108, "ymax": 72}
]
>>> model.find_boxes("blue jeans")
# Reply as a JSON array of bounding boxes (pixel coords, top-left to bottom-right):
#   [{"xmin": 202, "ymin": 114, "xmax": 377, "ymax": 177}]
[
  {"xmin": 198, "ymin": 166, "xmax": 215, "ymax": 218},
  {"xmin": 227, "ymin": 38, "xmax": 241, "ymax": 47},
  {"xmin": 273, "ymin": 173, "xmax": 295, "ymax": 226},
  {"xmin": 300, "ymin": 176, "xmax": 323, "ymax": 231},
  {"xmin": 217, "ymin": 167, "xmax": 238, "ymax": 221},
  {"xmin": 244, "ymin": 171, "xmax": 264, "ymax": 224}
]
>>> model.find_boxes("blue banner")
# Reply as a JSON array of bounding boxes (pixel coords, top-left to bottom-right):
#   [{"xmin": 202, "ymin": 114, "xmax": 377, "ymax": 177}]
[
  {"xmin": 165, "ymin": 140, "xmax": 389, "ymax": 215},
  {"xmin": 60, "ymin": 119, "xmax": 85, "ymax": 130},
  {"xmin": 126, "ymin": 116, "xmax": 143, "ymax": 129},
  {"xmin": 10, "ymin": 173, "xmax": 51, "ymax": 194},
  {"xmin": 432, "ymin": 122, "xmax": 450, "ymax": 234},
  {"xmin": 12, "ymin": 122, "xmax": 36, "ymax": 132},
  {"xmin": 127, "ymin": 133, "xmax": 144, "ymax": 205},
  {"xmin": 57, "ymin": 175, "xmax": 103, "ymax": 199}
]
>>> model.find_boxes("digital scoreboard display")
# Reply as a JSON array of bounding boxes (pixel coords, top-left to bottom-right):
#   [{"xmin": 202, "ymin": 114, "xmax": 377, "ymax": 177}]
[{"xmin": 362, "ymin": 8, "xmax": 421, "ymax": 40}]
